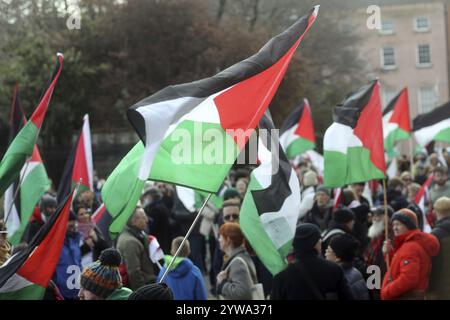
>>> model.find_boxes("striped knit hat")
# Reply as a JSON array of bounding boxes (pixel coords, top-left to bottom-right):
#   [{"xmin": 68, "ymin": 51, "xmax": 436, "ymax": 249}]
[
  {"xmin": 391, "ymin": 208, "xmax": 418, "ymax": 230},
  {"xmin": 80, "ymin": 248, "xmax": 123, "ymax": 299}
]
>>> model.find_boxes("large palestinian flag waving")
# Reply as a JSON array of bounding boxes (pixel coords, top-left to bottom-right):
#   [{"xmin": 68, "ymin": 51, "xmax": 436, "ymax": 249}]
[
  {"xmin": 413, "ymin": 102, "xmax": 450, "ymax": 147},
  {"xmin": 280, "ymin": 98, "xmax": 316, "ymax": 159},
  {"xmin": 324, "ymin": 80, "xmax": 386, "ymax": 187},
  {"xmin": 101, "ymin": 6, "xmax": 319, "ymax": 239},
  {"xmin": 57, "ymin": 114, "xmax": 93, "ymax": 203},
  {"xmin": 0, "ymin": 188, "xmax": 75, "ymax": 300},
  {"xmin": 0, "ymin": 53, "xmax": 63, "ymax": 196},
  {"xmin": 382, "ymin": 88, "xmax": 411, "ymax": 156},
  {"xmin": 3, "ymin": 87, "xmax": 50, "ymax": 245},
  {"xmin": 240, "ymin": 111, "xmax": 301, "ymax": 275}
]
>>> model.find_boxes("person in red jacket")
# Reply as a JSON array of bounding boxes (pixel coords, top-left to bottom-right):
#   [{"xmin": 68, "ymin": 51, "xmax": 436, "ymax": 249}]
[{"xmin": 381, "ymin": 209, "xmax": 440, "ymax": 300}]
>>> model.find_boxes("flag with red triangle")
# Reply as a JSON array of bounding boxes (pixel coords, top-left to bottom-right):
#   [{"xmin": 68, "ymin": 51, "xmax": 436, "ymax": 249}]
[
  {"xmin": 3, "ymin": 86, "xmax": 51, "ymax": 245},
  {"xmin": 57, "ymin": 114, "xmax": 93, "ymax": 204},
  {"xmin": 101, "ymin": 6, "xmax": 319, "ymax": 239},
  {"xmin": 382, "ymin": 88, "xmax": 411, "ymax": 156},
  {"xmin": 280, "ymin": 98, "xmax": 316, "ymax": 159},
  {"xmin": 323, "ymin": 80, "xmax": 386, "ymax": 187},
  {"xmin": 0, "ymin": 188, "xmax": 75, "ymax": 300},
  {"xmin": 0, "ymin": 53, "xmax": 63, "ymax": 197}
]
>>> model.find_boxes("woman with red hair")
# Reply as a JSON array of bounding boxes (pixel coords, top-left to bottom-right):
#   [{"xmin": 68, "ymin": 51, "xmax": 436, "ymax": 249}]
[{"xmin": 216, "ymin": 222, "xmax": 258, "ymax": 300}]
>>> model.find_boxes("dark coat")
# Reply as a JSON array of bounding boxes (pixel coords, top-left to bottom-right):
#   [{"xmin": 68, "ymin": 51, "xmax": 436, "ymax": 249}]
[
  {"xmin": 21, "ymin": 208, "xmax": 45, "ymax": 244},
  {"xmin": 80, "ymin": 225, "xmax": 110, "ymax": 261},
  {"xmin": 271, "ymin": 251, "xmax": 354, "ymax": 300},
  {"xmin": 144, "ymin": 200, "xmax": 171, "ymax": 254},
  {"xmin": 342, "ymin": 262, "xmax": 370, "ymax": 300},
  {"xmin": 429, "ymin": 217, "xmax": 450, "ymax": 299},
  {"xmin": 302, "ymin": 202, "xmax": 333, "ymax": 232},
  {"xmin": 350, "ymin": 204, "xmax": 370, "ymax": 253}
]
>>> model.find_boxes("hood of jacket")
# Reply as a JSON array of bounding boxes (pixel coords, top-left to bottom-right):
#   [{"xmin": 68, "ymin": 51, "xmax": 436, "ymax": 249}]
[
  {"xmin": 163, "ymin": 255, "xmax": 193, "ymax": 278},
  {"xmin": 394, "ymin": 229, "xmax": 440, "ymax": 258}
]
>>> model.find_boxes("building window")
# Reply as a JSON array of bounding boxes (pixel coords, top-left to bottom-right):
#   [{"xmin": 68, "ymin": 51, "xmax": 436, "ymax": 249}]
[
  {"xmin": 418, "ymin": 86, "xmax": 438, "ymax": 113},
  {"xmin": 417, "ymin": 44, "xmax": 432, "ymax": 67},
  {"xmin": 381, "ymin": 47, "xmax": 396, "ymax": 69},
  {"xmin": 414, "ymin": 17, "xmax": 430, "ymax": 32},
  {"xmin": 379, "ymin": 20, "xmax": 395, "ymax": 35}
]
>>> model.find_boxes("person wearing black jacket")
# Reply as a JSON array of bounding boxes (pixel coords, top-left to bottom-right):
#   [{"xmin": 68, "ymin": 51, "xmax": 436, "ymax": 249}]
[
  {"xmin": 271, "ymin": 223, "xmax": 354, "ymax": 300},
  {"xmin": 428, "ymin": 197, "xmax": 450, "ymax": 299},
  {"xmin": 142, "ymin": 188, "xmax": 171, "ymax": 254},
  {"xmin": 22, "ymin": 194, "xmax": 57, "ymax": 244}
]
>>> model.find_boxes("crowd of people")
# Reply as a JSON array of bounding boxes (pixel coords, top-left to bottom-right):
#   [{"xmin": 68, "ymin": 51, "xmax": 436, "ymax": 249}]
[{"xmin": 0, "ymin": 148, "xmax": 450, "ymax": 300}]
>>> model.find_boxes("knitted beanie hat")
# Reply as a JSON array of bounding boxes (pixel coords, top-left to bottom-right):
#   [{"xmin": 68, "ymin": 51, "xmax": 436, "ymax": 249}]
[
  {"xmin": 128, "ymin": 283, "xmax": 174, "ymax": 300},
  {"xmin": 80, "ymin": 248, "xmax": 122, "ymax": 299},
  {"xmin": 391, "ymin": 208, "xmax": 418, "ymax": 230}
]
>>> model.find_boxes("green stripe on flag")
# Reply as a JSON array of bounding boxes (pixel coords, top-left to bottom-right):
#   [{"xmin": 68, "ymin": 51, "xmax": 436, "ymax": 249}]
[
  {"xmin": 149, "ymin": 120, "xmax": 240, "ymax": 192},
  {"xmin": 0, "ymin": 122, "xmax": 38, "ymax": 196},
  {"xmin": 434, "ymin": 127, "xmax": 450, "ymax": 143},
  {"xmin": 0, "ymin": 284, "xmax": 45, "ymax": 300},
  {"xmin": 384, "ymin": 128, "xmax": 410, "ymax": 157},
  {"xmin": 285, "ymin": 137, "xmax": 315, "ymax": 159},
  {"xmin": 9, "ymin": 163, "xmax": 50, "ymax": 245},
  {"xmin": 324, "ymin": 147, "xmax": 385, "ymax": 188},
  {"xmin": 101, "ymin": 142, "xmax": 146, "ymax": 239},
  {"xmin": 240, "ymin": 177, "xmax": 288, "ymax": 276}
]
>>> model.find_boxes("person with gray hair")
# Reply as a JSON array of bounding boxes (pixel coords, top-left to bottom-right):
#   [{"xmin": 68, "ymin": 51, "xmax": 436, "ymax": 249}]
[
  {"xmin": 22, "ymin": 193, "xmax": 57, "ymax": 243},
  {"xmin": 116, "ymin": 206, "xmax": 156, "ymax": 290}
]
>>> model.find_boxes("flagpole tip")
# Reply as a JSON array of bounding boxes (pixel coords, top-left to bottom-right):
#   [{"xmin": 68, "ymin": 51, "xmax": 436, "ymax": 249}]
[{"xmin": 313, "ymin": 5, "xmax": 320, "ymax": 16}]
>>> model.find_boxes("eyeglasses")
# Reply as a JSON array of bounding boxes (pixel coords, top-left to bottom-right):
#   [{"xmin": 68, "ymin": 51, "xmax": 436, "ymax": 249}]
[{"xmin": 224, "ymin": 214, "xmax": 239, "ymax": 221}]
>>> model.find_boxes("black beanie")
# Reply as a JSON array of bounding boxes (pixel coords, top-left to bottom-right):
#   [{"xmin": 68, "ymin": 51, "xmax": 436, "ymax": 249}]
[
  {"xmin": 293, "ymin": 223, "xmax": 322, "ymax": 254},
  {"xmin": 329, "ymin": 234, "xmax": 359, "ymax": 263},
  {"xmin": 334, "ymin": 208, "xmax": 355, "ymax": 224},
  {"xmin": 128, "ymin": 283, "xmax": 174, "ymax": 300}
]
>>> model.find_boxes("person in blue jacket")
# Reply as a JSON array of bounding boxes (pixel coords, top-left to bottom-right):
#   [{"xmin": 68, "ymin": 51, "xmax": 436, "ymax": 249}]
[
  {"xmin": 157, "ymin": 237, "xmax": 207, "ymax": 300},
  {"xmin": 53, "ymin": 211, "xmax": 82, "ymax": 300}
]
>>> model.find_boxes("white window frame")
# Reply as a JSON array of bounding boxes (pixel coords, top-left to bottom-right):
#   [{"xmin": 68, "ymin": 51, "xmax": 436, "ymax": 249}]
[
  {"xmin": 416, "ymin": 44, "xmax": 432, "ymax": 68},
  {"xmin": 379, "ymin": 20, "xmax": 395, "ymax": 35},
  {"xmin": 414, "ymin": 16, "xmax": 431, "ymax": 32},
  {"xmin": 418, "ymin": 86, "xmax": 438, "ymax": 114},
  {"xmin": 380, "ymin": 46, "xmax": 397, "ymax": 70}
]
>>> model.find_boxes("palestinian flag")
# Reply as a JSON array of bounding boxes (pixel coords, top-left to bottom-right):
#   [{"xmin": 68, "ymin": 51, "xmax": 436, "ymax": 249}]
[
  {"xmin": 413, "ymin": 102, "xmax": 450, "ymax": 147},
  {"xmin": 101, "ymin": 7, "xmax": 319, "ymax": 239},
  {"xmin": 382, "ymin": 88, "xmax": 411, "ymax": 156},
  {"xmin": 240, "ymin": 111, "xmax": 301, "ymax": 275},
  {"xmin": 0, "ymin": 53, "xmax": 63, "ymax": 197},
  {"xmin": 3, "ymin": 87, "xmax": 50, "ymax": 245},
  {"xmin": 280, "ymin": 98, "xmax": 316, "ymax": 159},
  {"xmin": 414, "ymin": 174, "xmax": 433, "ymax": 233},
  {"xmin": 57, "ymin": 114, "xmax": 93, "ymax": 203},
  {"xmin": 323, "ymin": 80, "xmax": 386, "ymax": 187},
  {"xmin": 0, "ymin": 189, "xmax": 75, "ymax": 300},
  {"xmin": 91, "ymin": 204, "xmax": 113, "ymax": 247}
]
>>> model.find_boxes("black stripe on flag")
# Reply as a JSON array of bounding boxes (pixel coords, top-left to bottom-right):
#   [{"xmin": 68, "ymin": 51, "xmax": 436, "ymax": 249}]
[
  {"xmin": 56, "ymin": 128, "xmax": 82, "ymax": 205},
  {"xmin": 382, "ymin": 90, "xmax": 402, "ymax": 116},
  {"xmin": 332, "ymin": 80, "xmax": 377, "ymax": 128},
  {"xmin": 127, "ymin": 7, "xmax": 317, "ymax": 144},
  {"xmin": 280, "ymin": 100, "xmax": 305, "ymax": 134},
  {"xmin": 251, "ymin": 111, "xmax": 293, "ymax": 216},
  {"xmin": 413, "ymin": 102, "xmax": 450, "ymax": 131}
]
